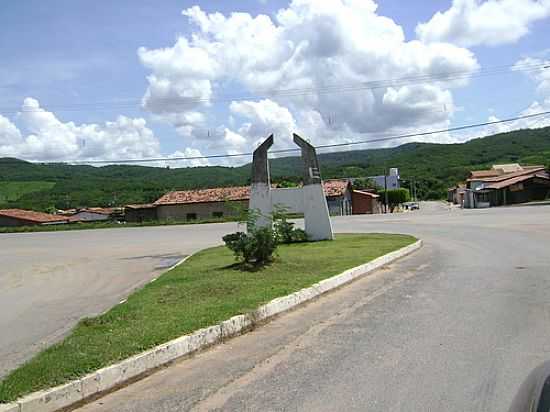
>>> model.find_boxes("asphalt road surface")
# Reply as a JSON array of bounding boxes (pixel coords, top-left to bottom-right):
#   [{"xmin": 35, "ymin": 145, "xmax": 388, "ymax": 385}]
[
  {"xmin": 2, "ymin": 203, "xmax": 550, "ymax": 411},
  {"xmin": 0, "ymin": 222, "xmax": 240, "ymax": 377}
]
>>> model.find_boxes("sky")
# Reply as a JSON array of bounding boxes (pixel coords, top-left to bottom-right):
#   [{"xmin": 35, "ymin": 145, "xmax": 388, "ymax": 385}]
[{"xmin": 1, "ymin": 0, "xmax": 550, "ymax": 167}]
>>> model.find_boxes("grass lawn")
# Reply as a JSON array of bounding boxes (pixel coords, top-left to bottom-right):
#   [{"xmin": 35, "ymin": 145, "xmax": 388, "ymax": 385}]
[{"xmin": 0, "ymin": 233, "xmax": 416, "ymax": 403}]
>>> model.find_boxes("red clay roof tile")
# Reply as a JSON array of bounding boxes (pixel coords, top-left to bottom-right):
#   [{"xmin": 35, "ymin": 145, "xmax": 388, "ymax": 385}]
[
  {"xmin": 469, "ymin": 166, "xmax": 546, "ymax": 182},
  {"xmin": 154, "ymin": 180, "xmax": 351, "ymax": 206},
  {"xmin": 0, "ymin": 209, "xmax": 70, "ymax": 224},
  {"xmin": 322, "ymin": 179, "xmax": 350, "ymax": 197},
  {"xmin": 154, "ymin": 186, "xmax": 251, "ymax": 205},
  {"xmin": 483, "ymin": 170, "xmax": 550, "ymax": 190}
]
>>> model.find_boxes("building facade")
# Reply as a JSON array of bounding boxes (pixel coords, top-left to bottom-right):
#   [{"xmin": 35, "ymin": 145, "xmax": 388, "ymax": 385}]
[
  {"xmin": 156, "ymin": 200, "xmax": 248, "ymax": 221},
  {"xmin": 351, "ymin": 190, "xmax": 382, "ymax": 214},
  {"xmin": 153, "ymin": 186, "xmax": 250, "ymax": 221},
  {"xmin": 67, "ymin": 208, "xmax": 115, "ymax": 222},
  {"xmin": 369, "ymin": 168, "xmax": 400, "ymax": 190},
  {"xmin": 323, "ymin": 180, "xmax": 353, "ymax": 216},
  {"xmin": 124, "ymin": 204, "xmax": 157, "ymax": 223},
  {"xmin": 125, "ymin": 179, "xmax": 381, "ymax": 223},
  {"xmin": 463, "ymin": 164, "xmax": 550, "ymax": 208}
]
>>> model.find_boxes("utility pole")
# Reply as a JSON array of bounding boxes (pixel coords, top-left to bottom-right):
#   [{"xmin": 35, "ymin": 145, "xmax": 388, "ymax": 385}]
[{"xmin": 384, "ymin": 167, "xmax": 388, "ymax": 213}]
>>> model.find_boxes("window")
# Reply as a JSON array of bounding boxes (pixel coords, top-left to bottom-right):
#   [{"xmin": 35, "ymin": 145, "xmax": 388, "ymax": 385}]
[
  {"xmin": 212, "ymin": 211, "xmax": 223, "ymax": 218},
  {"xmin": 186, "ymin": 213, "xmax": 197, "ymax": 220}
]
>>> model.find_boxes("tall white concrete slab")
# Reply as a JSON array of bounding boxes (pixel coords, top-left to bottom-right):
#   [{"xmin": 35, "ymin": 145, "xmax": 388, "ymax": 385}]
[
  {"xmin": 271, "ymin": 188, "xmax": 304, "ymax": 214},
  {"xmin": 293, "ymin": 133, "xmax": 334, "ymax": 241},
  {"xmin": 302, "ymin": 184, "xmax": 334, "ymax": 241},
  {"xmin": 249, "ymin": 182, "xmax": 272, "ymax": 228},
  {"xmin": 248, "ymin": 133, "xmax": 333, "ymax": 241},
  {"xmin": 249, "ymin": 135, "xmax": 273, "ymax": 230}
]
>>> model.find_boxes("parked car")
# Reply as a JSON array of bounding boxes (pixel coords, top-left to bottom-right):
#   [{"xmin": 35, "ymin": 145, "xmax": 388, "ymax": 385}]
[{"xmin": 403, "ymin": 202, "xmax": 420, "ymax": 210}]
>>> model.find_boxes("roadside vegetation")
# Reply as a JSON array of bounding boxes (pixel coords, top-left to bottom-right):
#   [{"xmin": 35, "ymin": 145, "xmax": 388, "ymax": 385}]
[
  {"xmin": 1, "ymin": 127, "xmax": 549, "ymax": 210},
  {"xmin": 379, "ymin": 188, "xmax": 411, "ymax": 212},
  {"xmin": 0, "ymin": 233, "xmax": 415, "ymax": 403}
]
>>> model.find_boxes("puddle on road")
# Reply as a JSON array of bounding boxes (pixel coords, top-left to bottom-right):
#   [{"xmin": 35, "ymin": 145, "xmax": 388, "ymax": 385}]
[{"xmin": 120, "ymin": 253, "xmax": 188, "ymax": 270}]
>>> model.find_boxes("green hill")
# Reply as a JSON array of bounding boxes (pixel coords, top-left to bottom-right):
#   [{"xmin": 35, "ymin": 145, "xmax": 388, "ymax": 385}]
[
  {"xmin": 1, "ymin": 127, "xmax": 549, "ymax": 211},
  {"xmin": 0, "ymin": 181, "xmax": 55, "ymax": 206}
]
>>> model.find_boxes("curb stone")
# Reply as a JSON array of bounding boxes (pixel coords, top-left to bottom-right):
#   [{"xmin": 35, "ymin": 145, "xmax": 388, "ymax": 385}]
[
  {"xmin": 1, "ymin": 239, "xmax": 422, "ymax": 412},
  {"xmin": 0, "ymin": 403, "xmax": 19, "ymax": 412}
]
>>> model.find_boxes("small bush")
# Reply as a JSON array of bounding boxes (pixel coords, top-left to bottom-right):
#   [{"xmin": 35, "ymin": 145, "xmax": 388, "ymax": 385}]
[
  {"xmin": 222, "ymin": 207, "xmax": 309, "ymax": 270},
  {"xmin": 290, "ymin": 228, "xmax": 308, "ymax": 242},
  {"xmin": 222, "ymin": 232, "xmax": 248, "ymax": 257},
  {"xmin": 222, "ymin": 227, "xmax": 278, "ymax": 268},
  {"xmin": 251, "ymin": 227, "xmax": 278, "ymax": 264},
  {"xmin": 273, "ymin": 218, "xmax": 294, "ymax": 243},
  {"xmin": 272, "ymin": 205, "xmax": 309, "ymax": 244}
]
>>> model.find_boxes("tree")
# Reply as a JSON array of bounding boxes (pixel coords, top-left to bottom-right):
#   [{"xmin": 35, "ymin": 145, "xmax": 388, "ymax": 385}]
[
  {"xmin": 352, "ymin": 178, "xmax": 377, "ymax": 191},
  {"xmin": 378, "ymin": 188, "xmax": 411, "ymax": 212}
]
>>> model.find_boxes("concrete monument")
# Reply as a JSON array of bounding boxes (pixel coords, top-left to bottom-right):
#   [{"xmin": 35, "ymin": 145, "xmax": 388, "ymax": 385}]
[{"xmin": 249, "ymin": 133, "xmax": 334, "ymax": 241}]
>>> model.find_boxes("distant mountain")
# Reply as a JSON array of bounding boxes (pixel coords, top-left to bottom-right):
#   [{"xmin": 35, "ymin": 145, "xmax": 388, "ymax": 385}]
[
  {"xmin": 1, "ymin": 126, "xmax": 549, "ymax": 210},
  {"xmin": 274, "ymin": 126, "xmax": 550, "ymax": 197}
]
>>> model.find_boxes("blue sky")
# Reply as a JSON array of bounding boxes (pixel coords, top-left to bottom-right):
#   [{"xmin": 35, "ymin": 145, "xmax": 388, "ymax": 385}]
[{"xmin": 1, "ymin": 0, "xmax": 550, "ymax": 165}]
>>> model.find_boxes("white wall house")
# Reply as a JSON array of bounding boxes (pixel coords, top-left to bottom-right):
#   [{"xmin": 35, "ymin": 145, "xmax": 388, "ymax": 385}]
[{"xmin": 369, "ymin": 168, "xmax": 400, "ymax": 190}]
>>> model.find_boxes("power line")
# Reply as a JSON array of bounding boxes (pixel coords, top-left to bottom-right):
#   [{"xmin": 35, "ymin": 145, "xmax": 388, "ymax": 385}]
[
  {"xmin": 41, "ymin": 109, "xmax": 549, "ymax": 165},
  {"xmin": 0, "ymin": 61, "xmax": 547, "ymax": 116},
  {"xmin": 8, "ymin": 62, "xmax": 548, "ymax": 112}
]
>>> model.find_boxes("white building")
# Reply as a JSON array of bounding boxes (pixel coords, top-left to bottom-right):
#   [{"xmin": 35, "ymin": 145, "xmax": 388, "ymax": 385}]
[{"xmin": 369, "ymin": 168, "xmax": 400, "ymax": 190}]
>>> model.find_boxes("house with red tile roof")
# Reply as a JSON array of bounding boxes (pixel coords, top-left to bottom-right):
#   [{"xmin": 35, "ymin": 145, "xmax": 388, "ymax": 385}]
[
  {"xmin": 322, "ymin": 179, "xmax": 353, "ymax": 215},
  {"xmin": 351, "ymin": 190, "xmax": 382, "ymax": 215},
  {"xmin": 0, "ymin": 209, "xmax": 71, "ymax": 227},
  {"xmin": 152, "ymin": 186, "xmax": 250, "ymax": 222},
  {"xmin": 463, "ymin": 164, "xmax": 550, "ymax": 208},
  {"xmin": 125, "ymin": 179, "xmax": 381, "ymax": 223}
]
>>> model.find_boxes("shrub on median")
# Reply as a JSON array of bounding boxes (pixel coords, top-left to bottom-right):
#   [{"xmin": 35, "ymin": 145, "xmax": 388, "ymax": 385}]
[
  {"xmin": 223, "ymin": 227, "xmax": 278, "ymax": 267},
  {"xmin": 223, "ymin": 206, "xmax": 309, "ymax": 269}
]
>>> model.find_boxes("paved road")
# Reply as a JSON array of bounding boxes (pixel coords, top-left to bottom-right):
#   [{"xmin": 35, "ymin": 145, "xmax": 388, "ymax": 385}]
[
  {"xmin": 68, "ymin": 204, "xmax": 550, "ymax": 412},
  {"xmin": 2, "ymin": 203, "xmax": 550, "ymax": 411}
]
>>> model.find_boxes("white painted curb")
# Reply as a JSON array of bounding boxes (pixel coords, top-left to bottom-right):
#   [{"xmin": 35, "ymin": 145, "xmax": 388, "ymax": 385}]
[{"xmin": 0, "ymin": 239, "xmax": 422, "ymax": 412}]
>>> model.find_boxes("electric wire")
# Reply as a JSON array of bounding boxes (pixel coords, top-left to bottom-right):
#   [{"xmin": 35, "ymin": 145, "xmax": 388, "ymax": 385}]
[{"xmin": 46, "ymin": 109, "xmax": 550, "ymax": 165}]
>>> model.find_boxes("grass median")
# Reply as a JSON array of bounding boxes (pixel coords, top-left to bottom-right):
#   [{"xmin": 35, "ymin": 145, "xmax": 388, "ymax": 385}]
[{"xmin": 0, "ymin": 233, "xmax": 416, "ymax": 403}]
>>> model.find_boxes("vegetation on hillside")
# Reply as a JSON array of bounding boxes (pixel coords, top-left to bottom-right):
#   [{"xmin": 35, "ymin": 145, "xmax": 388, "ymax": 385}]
[
  {"xmin": 0, "ymin": 126, "xmax": 549, "ymax": 211},
  {"xmin": 0, "ymin": 181, "xmax": 55, "ymax": 206}
]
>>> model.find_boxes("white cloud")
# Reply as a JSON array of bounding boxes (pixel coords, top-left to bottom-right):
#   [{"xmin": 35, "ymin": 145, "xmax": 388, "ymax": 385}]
[
  {"xmin": 417, "ymin": 0, "xmax": 550, "ymax": 47},
  {"xmin": 479, "ymin": 99, "xmax": 550, "ymax": 137},
  {"xmin": 514, "ymin": 57, "xmax": 550, "ymax": 96},
  {"xmin": 3, "ymin": 97, "xmax": 160, "ymax": 161},
  {"xmin": 138, "ymin": 0, "xmax": 479, "ymax": 155},
  {"xmin": 450, "ymin": 57, "xmax": 550, "ymax": 140},
  {"xmin": 478, "ymin": 57, "xmax": 550, "ymax": 134},
  {"xmin": 229, "ymin": 99, "xmax": 297, "ymax": 148},
  {"xmin": 0, "ymin": 98, "xmax": 207, "ymax": 166},
  {"xmin": 0, "ymin": 115, "xmax": 22, "ymax": 151},
  {"xmin": 159, "ymin": 147, "xmax": 210, "ymax": 167}
]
